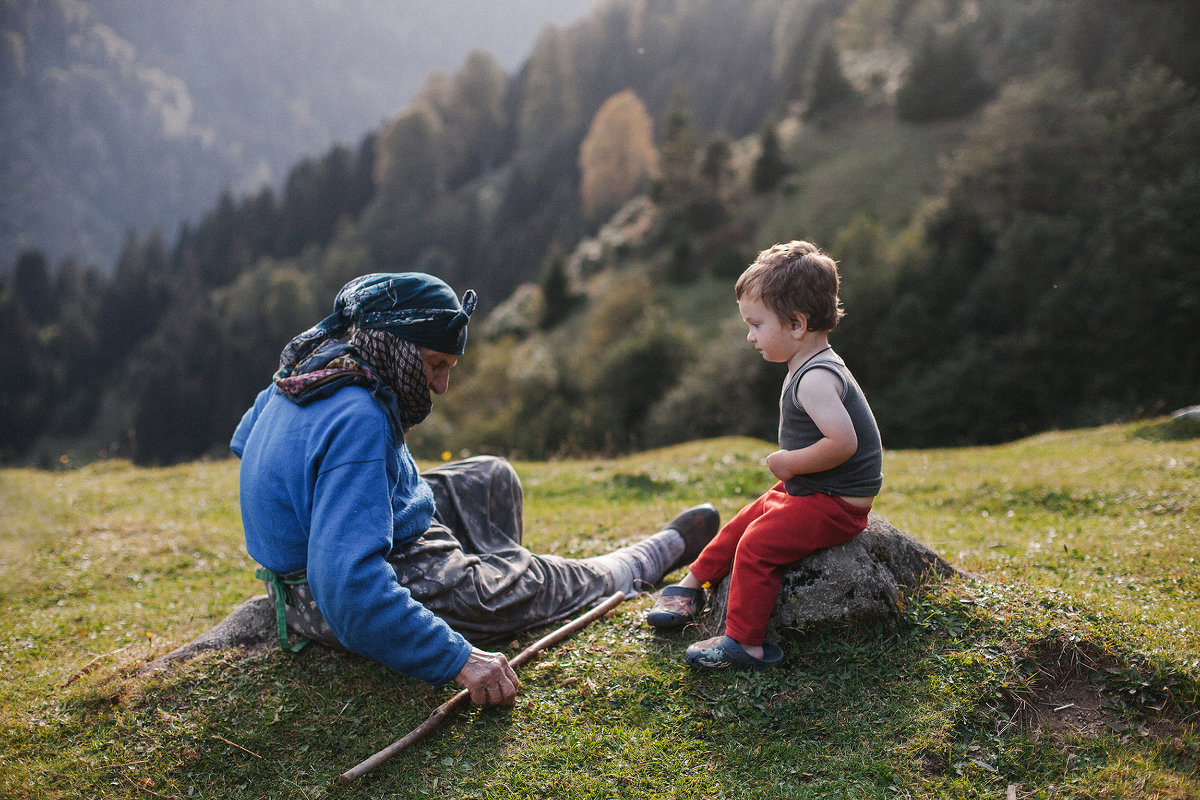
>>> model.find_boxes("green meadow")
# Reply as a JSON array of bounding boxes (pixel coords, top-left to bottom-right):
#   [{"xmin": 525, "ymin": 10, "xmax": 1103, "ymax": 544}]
[{"xmin": 2, "ymin": 419, "xmax": 1198, "ymax": 798}]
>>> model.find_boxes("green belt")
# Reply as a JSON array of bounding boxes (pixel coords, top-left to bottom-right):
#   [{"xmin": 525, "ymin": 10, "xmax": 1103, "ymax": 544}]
[{"xmin": 255, "ymin": 568, "xmax": 311, "ymax": 653}]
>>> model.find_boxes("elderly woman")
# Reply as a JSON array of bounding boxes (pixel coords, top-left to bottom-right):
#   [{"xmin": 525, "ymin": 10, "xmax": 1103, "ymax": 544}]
[{"xmin": 231, "ymin": 273, "xmax": 717, "ymax": 705}]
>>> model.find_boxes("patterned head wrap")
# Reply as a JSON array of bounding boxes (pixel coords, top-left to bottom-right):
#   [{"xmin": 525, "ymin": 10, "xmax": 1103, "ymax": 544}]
[
  {"xmin": 348, "ymin": 327, "xmax": 431, "ymax": 430},
  {"xmin": 279, "ymin": 272, "xmax": 477, "ymax": 369},
  {"xmin": 272, "ymin": 273, "xmax": 476, "ymax": 438}
]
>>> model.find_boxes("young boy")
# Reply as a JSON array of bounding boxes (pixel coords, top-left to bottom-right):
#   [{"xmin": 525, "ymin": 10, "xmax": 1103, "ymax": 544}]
[{"xmin": 647, "ymin": 240, "xmax": 883, "ymax": 670}]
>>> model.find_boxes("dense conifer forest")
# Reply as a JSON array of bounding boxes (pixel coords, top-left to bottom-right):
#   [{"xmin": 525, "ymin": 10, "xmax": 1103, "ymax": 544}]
[{"xmin": 3, "ymin": 0, "xmax": 1198, "ymax": 466}]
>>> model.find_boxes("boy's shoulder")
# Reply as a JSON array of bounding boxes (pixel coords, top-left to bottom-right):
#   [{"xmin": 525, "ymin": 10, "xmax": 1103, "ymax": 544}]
[{"xmin": 794, "ymin": 350, "xmax": 848, "ymax": 381}]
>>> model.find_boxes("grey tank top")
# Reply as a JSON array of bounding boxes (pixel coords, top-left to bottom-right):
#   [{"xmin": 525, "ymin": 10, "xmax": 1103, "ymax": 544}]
[{"xmin": 779, "ymin": 354, "xmax": 883, "ymax": 498}]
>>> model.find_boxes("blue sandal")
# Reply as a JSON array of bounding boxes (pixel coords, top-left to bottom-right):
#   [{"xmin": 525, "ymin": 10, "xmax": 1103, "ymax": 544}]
[
  {"xmin": 685, "ymin": 635, "xmax": 784, "ymax": 671},
  {"xmin": 646, "ymin": 585, "xmax": 705, "ymax": 628}
]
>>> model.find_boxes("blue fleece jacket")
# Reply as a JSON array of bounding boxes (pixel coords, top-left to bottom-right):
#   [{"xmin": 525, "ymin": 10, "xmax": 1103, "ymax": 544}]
[{"xmin": 230, "ymin": 385, "xmax": 472, "ymax": 686}]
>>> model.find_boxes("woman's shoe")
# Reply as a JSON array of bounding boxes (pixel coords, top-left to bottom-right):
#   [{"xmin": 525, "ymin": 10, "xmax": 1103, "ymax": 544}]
[
  {"xmin": 645, "ymin": 585, "xmax": 705, "ymax": 628},
  {"xmin": 664, "ymin": 503, "xmax": 719, "ymax": 571}
]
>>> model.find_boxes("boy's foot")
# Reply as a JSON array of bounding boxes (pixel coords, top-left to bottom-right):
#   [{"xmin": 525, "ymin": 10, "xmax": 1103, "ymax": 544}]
[
  {"xmin": 646, "ymin": 585, "xmax": 705, "ymax": 628},
  {"xmin": 685, "ymin": 635, "xmax": 783, "ymax": 671},
  {"xmin": 665, "ymin": 503, "xmax": 719, "ymax": 571}
]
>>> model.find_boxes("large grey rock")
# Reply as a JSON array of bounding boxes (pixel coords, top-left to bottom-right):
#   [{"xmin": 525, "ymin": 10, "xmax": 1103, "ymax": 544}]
[
  {"xmin": 1171, "ymin": 404, "xmax": 1200, "ymax": 421},
  {"xmin": 140, "ymin": 594, "xmax": 276, "ymax": 674},
  {"xmin": 707, "ymin": 514, "xmax": 963, "ymax": 640},
  {"xmin": 1169, "ymin": 405, "xmax": 1200, "ymax": 434}
]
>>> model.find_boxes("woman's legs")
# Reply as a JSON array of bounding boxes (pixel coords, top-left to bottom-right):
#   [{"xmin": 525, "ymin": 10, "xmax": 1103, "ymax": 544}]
[{"xmin": 396, "ymin": 456, "xmax": 715, "ymax": 644}]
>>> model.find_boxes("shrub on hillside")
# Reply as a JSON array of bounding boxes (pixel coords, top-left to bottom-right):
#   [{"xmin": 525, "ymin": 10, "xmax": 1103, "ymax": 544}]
[{"xmin": 896, "ymin": 28, "xmax": 994, "ymax": 122}]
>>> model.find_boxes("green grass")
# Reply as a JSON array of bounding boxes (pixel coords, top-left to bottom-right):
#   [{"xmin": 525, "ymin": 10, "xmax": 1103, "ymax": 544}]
[
  {"xmin": 758, "ymin": 112, "xmax": 966, "ymax": 250},
  {"xmin": 2, "ymin": 420, "xmax": 1198, "ymax": 799}
]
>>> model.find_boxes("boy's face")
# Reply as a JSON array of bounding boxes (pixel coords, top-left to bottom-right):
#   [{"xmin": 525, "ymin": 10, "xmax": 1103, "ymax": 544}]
[{"xmin": 738, "ymin": 295, "xmax": 802, "ymax": 364}]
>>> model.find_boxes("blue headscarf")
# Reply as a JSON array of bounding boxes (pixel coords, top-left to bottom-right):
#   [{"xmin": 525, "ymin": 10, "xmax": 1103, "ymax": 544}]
[
  {"xmin": 279, "ymin": 272, "xmax": 477, "ymax": 369},
  {"xmin": 272, "ymin": 273, "xmax": 477, "ymax": 439}
]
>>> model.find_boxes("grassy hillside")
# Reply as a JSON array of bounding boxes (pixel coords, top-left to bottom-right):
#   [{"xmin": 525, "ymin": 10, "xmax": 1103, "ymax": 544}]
[{"xmin": 2, "ymin": 420, "xmax": 1198, "ymax": 798}]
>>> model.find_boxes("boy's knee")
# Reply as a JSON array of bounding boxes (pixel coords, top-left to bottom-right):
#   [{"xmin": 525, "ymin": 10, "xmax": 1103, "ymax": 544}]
[{"xmin": 734, "ymin": 525, "xmax": 797, "ymax": 563}]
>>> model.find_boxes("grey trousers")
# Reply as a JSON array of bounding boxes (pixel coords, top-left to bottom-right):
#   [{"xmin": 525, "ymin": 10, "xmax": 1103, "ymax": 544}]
[{"xmin": 266, "ymin": 456, "xmax": 619, "ymax": 647}]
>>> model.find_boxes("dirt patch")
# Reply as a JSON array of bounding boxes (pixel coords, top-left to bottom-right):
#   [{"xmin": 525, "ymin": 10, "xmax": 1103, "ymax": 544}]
[
  {"xmin": 1030, "ymin": 672, "xmax": 1191, "ymax": 745},
  {"xmin": 1032, "ymin": 673, "xmax": 1110, "ymax": 738}
]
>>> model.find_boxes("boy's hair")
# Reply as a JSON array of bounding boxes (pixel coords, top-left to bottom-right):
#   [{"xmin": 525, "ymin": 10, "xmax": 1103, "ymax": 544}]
[{"xmin": 735, "ymin": 240, "xmax": 844, "ymax": 331}]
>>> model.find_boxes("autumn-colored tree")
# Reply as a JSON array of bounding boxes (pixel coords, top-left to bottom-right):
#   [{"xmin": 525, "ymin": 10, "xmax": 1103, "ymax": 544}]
[{"xmin": 578, "ymin": 90, "xmax": 659, "ymax": 219}]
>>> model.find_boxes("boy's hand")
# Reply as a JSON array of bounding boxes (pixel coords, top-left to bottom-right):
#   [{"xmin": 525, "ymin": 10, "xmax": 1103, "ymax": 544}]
[
  {"xmin": 766, "ymin": 449, "xmax": 795, "ymax": 481},
  {"xmin": 770, "ymin": 369, "xmax": 860, "ymax": 483}
]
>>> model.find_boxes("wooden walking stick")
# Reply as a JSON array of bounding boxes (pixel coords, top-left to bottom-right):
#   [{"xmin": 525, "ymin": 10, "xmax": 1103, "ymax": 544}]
[{"xmin": 338, "ymin": 591, "xmax": 626, "ymax": 785}]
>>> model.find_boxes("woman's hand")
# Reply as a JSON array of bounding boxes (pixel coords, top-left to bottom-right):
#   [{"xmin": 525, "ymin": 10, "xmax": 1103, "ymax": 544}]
[{"xmin": 454, "ymin": 647, "xmax": 520, "ymax": 706}]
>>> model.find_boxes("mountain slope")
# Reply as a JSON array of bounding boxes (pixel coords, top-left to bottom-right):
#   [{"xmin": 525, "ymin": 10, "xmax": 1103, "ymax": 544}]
[{"xmin": 0, "ymin": 0, "xmax": 596, "ymax": 271}]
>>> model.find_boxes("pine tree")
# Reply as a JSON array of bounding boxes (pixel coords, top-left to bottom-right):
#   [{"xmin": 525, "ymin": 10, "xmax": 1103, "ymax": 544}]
[
  {"xmin": 752, "ymin": 123, "xmax": 790, "ymax": 193},
  {"xmin": 539, "ymin": 244, "xmax": 578, "ymax": 330},
  {"xmin": 654, "ymin": 84, "xmax": 699, "ymax": 207},
  {"xmin": 805, "ymin": 39, "xmax": 856, "ymax": 118}
]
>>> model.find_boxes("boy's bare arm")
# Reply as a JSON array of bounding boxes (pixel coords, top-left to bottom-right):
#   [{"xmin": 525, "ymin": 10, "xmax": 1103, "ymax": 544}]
[{"xmin": 766, "ymin": 369, "xmax": 858, "ymax": 481}]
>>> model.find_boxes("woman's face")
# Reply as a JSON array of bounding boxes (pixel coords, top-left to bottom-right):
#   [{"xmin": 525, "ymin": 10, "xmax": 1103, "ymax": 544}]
[{"xmin": 418, "ymin": 347, "xmax": 459, "ymax": 395}]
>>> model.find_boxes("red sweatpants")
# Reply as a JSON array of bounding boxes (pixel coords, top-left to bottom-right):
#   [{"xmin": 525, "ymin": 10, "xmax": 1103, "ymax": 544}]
[{"xmin": 689, "ymin": 483, "xmax": 869, "ymax": 645}]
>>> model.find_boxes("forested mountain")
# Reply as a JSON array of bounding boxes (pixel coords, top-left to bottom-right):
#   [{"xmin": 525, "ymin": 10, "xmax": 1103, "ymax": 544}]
[
  {"xmin": 0, "ymin": 0, "xmax": 596, "ymax": 271},
  {"xmin": 3, "ymin": 0, "xmax": 1198, "ymax": 467}
]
